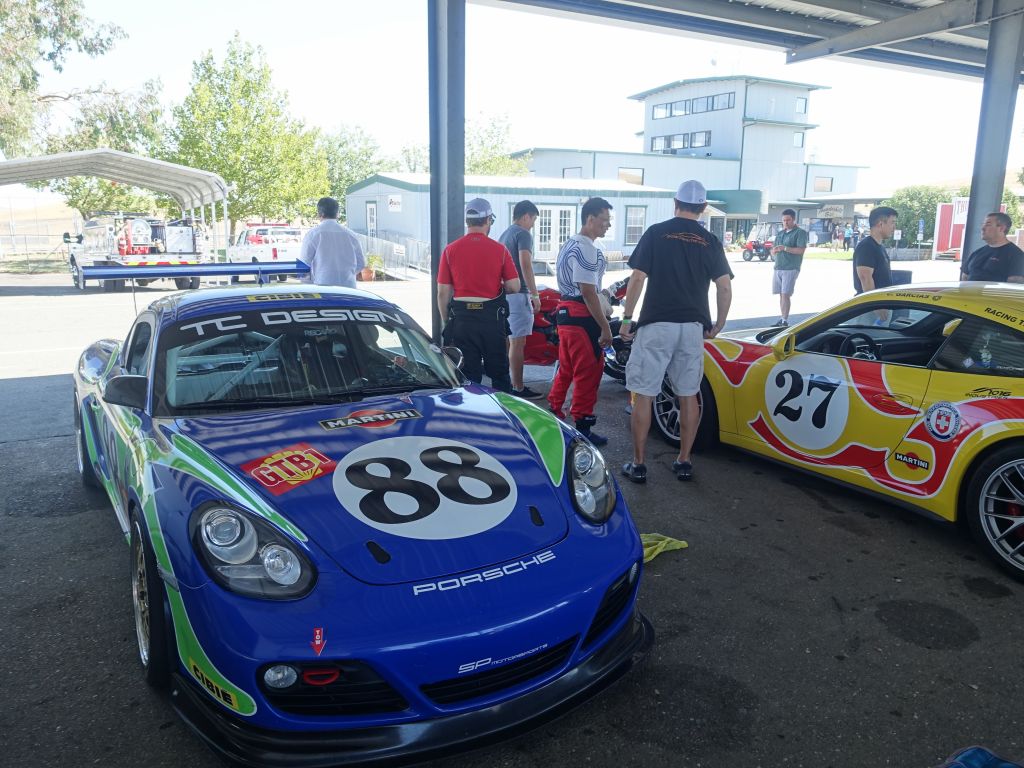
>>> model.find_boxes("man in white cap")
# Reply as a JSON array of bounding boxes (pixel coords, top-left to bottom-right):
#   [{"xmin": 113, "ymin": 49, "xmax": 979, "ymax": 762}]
[
  {"xmin": 437, "ymin": 198, "xmax": 520, "ymax": 392},
  {"xmin": 618, "ymin": 180, "xmax": 733, "ymax": 484}
]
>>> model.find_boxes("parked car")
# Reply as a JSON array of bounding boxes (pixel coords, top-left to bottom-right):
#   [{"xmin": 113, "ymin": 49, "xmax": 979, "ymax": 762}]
[
  {"xmin": 226, "ymin": 224, "xmax": 305, "ymax": 282},
  {"xmin": 73, "ymin": 283, "xmax": 652, "ymax": 765},
  {"xmin": 650, "ymin": 282, "xmax": 1024, "ymax": 580}
]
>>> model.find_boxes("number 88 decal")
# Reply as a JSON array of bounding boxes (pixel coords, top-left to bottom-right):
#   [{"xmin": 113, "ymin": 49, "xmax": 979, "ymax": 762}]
[
  {"xmin": 764, "ymin": 356, "xmax": 850, "ymax": 451},
  {"xmin": 333, "ymin": 437, "xmax": 518, "ymax": 540}
]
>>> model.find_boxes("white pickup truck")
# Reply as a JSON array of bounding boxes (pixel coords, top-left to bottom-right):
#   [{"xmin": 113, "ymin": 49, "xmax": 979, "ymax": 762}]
[{"xmin": 225, "ymin": 225, "xmax": 305, "ymax": 282}]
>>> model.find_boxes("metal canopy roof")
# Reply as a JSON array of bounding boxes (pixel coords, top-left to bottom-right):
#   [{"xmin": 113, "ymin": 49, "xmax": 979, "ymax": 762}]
[
  {"xmin": 493, "ymin": 0, "xmax": 1023, "ymax": 81},
  {"xmin": 0, "ymin": 149, "xmax": 230, "ymax": 210}
]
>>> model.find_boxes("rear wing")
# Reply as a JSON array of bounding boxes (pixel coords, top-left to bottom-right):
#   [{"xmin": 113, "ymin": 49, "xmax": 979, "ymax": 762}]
[{"xmin": 81, "ymin": 261, "xmax": 311, "ymax": 285}]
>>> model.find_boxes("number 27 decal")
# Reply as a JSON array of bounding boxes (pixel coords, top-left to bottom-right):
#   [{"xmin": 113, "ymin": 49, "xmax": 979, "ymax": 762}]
[{"xmin": 773, "ymin": 370, "xmax": 841, "ymax": 429}]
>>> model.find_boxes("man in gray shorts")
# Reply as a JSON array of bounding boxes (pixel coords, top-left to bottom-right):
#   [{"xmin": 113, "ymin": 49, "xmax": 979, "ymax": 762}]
[
  {"xmin": 619, "ymin": 180, "xmax": 732, "ymax": 483},
  {"xmin": 771, "ymin": 208, "xmax": 807, "ymax": 327},
  {"xmin": 498, "ymin": 201, "xmax": 543, "ymax": 399}
]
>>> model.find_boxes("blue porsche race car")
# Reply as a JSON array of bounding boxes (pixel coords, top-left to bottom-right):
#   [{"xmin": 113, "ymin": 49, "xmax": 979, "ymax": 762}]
[{"xmin": 73, "ymin": 283, "xmax": 652, "ymax": 766}]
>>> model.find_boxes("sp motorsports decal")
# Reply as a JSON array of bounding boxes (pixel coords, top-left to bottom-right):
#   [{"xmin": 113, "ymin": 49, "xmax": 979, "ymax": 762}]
[
  {"xmin": 241, "ymin": 443, "xmax": 336, "ymax": 496},
  {"xmin": 319, "ymin": 408, "xmax": 422, "ymax": 431},
  {"xmin": 333, "ymin": 436, "xmax": 517, "ymax": 540}
]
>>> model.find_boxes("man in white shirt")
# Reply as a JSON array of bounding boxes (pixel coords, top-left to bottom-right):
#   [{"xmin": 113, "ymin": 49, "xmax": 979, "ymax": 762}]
[{"xmin": 299, "ymin": 197, "xmax": 366, "ymax": 287}]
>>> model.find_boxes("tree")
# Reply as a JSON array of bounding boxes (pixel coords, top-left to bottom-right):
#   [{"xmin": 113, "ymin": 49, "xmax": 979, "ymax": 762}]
[
  {"xmin": 956, "ymin": 184, "xmax": 1021, "ymax": 230},
  {"xmin": 882, "ymin": 185, "xmax": 949, "ymax": 247},
  {"xmin": 396, "ymin": 116, "xmax": 530, "ymax": 176},
  {"xmin": 162, "ymin": 35, "xmax": 328, "ymax": 232},
  {"xmin": 320, "ymin": 125, "xmax": 397, "ymax": 218},
  {"xmin": 0, "ymin": 0, "xmax": 124, "ymax": 157},
  {"xmin": 35, "ymin": 81, "xmax": 165, "ymax": 218}
]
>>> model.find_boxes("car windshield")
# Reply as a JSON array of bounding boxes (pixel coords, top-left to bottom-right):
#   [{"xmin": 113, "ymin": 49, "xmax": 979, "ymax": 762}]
[{"xmin": 154, "ymin": 306, "xmax": 460, "ymax": 415}]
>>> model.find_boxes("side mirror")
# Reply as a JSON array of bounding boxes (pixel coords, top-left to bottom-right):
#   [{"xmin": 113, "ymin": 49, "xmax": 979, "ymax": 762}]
[
  {"xmin": 62, "ymin": 232, "xmax": 71, "ymax": 243},
  {"xmin": 77, "ymin": 234, "xmax": 84, "ymax": 244},
  {"xmin": 441, "ymin": 346, "xmax": 464, "ymax": 370},
  {"xmin": 103, "ymin": 375, "xmax": 148, "ymax": 410},
  {"xmin": 772, "ymin": 332, "xmax": 795, "ymax": 361}
]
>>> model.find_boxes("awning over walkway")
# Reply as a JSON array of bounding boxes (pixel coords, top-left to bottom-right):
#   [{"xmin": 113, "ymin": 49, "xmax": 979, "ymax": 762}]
[{"xmin": 0, "ymin": 149, "xmax": 230, "ymax": 210}]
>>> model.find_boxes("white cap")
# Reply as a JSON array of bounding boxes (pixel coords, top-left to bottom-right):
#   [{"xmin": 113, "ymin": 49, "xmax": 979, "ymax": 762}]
[
  {"xmin": 675, "ymin": 180, "xmax": 707, "ymax": 205},
  {"xmin": 465, "ymin": 198, "xmax": 494, "ymax": 219}
]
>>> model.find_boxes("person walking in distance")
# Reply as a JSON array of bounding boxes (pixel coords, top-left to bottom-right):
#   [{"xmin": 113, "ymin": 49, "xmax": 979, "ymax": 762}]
[
  {"xmin": 547, "ymin": 198, "xmax": 614, "ymax": 446},
  {"xmin": 299, "ymin": 196, "xmax": 365, "ymax": 287},
  {"xmin": 437, "ymin": 198, "xmax": 520, "ymax": 392},
  {"xmin": 619, "ymin": 180, "xmax": 732, "ymax": 483},
  {"xmin": 770, "ymin": 208, "xmax": 807, "ymax": 327},
  {"xmin": 498, "ymin": 200, "xmax": 544, "ymax": 399}
]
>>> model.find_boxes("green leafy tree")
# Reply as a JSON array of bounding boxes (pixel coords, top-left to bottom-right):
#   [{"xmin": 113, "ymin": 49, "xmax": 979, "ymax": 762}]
[
  {"xmin": 0, "ymin": 0, "xmax": 124, "ymax": 157},
  {"xmin": 396, "ymin": 116, "xmax": 530, "ymax": 176},
  {"xmin": 162, "ymin": 34, "xmax": 328, "ymax": 233},
  {"xmin": 34, "ymin": 81, "xmax": 164, "ymax": 218},
  {"xmin": 320, "ymin": 125, "xmax": 397, "ymax": 218},
  {"xmin": 956, "ymin": 184, "xmax": 1022, "ymax": 230},
  {"xmin": 881, "ymin": 185, "xmax": 949, "ymax": 247}
]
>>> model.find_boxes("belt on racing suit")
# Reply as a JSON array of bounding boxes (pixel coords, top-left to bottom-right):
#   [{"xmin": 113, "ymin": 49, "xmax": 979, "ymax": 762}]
[
  {"xmin": 445, "ymin": 295, "xmax": 509, "ymax": 342},
  {"xmin": 555, "ymin": 297, "xmax": 601, "ymax": 358}
]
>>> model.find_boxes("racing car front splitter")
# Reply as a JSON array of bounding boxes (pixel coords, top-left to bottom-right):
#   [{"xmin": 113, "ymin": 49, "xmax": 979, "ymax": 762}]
[{"xmin": 170, "ymin": 610, "xmax": 654, "ymax": 767}]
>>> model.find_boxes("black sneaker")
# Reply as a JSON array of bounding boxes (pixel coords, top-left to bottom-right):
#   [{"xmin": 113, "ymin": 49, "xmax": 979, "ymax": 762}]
[
  {"xmin": 672, "ymin": 460, "xmax": 694, "ymax": 481},
  {"xmin": 511, "ymin": 385, "xmax": 545, "ymax": 400},
  {"xmin": 622, "ymin": 462, "xmax": 647, "ymax": 484}
]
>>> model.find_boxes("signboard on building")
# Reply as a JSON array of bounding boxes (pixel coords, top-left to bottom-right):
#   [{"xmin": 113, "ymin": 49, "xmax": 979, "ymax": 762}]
[
  {"xmin": 387, "ymin": 195, "xmax": 402, "ymax": 213},
  {"xmin": 817, "ymin": 204, "xmax": 844, "ymax": 219}
]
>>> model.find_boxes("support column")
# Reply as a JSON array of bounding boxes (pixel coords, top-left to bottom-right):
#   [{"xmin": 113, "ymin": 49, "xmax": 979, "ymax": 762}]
[
  {"xmin": 428, "ymin": 0, "xmax": 466, "ymax": 342},
  {"xmin": 222, "ymin": 198, "xmax": 230, "ymax": 261},
  {"xmin": 962, "ymin": 4, "xmax": 1024, "ymax": 259}
]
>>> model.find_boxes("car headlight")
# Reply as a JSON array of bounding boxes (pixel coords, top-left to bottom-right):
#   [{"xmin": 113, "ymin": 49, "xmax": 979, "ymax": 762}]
[
  {"xmin": 190, "ymin": 504, "xmax": 316, "ymax": 598},
  {"xmin": 568, "ymin": 440, "xmax": 616, "ymax": 524}
]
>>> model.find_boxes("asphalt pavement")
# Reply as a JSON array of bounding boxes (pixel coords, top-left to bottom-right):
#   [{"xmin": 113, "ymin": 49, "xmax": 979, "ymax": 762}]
[{"xmin": 1, "ymin": 258, "xmax": 1020, "ymax": 768}]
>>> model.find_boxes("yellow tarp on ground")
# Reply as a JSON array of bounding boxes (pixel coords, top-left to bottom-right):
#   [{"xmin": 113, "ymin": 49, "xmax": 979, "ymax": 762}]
[{"xmin": 640, "ymin": 533, "xmax": 688, "ymax": 563}]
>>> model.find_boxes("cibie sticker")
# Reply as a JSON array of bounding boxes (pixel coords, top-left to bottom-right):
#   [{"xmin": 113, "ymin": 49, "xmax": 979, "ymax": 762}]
[
  {"xmin": 764, "ymin": 355, "xmax": 850, "ymax": 451},
  {"xmin": 333, "ymin": 436, "xmax": 517, "ymax": 540},
  {"xmin": 924, "ymin": 402, "xmax": 961, "ymax": 441}
]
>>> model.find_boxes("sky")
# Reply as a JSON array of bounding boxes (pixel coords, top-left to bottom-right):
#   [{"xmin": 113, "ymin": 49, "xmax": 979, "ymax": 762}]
[{"xmin": 17, "ymin": 0, "xmax": 1024, "ymax": 204}]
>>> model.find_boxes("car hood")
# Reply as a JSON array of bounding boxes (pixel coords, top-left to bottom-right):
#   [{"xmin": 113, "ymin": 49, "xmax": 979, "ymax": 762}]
[{"xmin": 173, "ymin": 389, "xmax": 571, "ymax": 585}]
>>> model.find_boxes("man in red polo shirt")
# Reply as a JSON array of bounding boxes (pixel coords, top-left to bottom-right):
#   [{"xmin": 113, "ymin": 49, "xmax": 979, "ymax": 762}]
[{"xmin": 437, "ymin": 198, "xmax": 521, "ymax": 392}]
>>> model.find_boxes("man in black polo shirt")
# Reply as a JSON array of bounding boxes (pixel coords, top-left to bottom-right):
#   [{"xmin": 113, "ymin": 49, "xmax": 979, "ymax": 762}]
[
  {"xmin": 853, "ymin": 206, "xmax": 898, "ymax": 293},
  {"xmin": 960, "ymin": 212, "xmax": 1024, "ymax": 283}
]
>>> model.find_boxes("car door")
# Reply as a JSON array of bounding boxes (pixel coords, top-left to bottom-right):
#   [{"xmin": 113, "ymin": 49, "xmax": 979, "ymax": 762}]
[
  {"xmin": 98, "ymin": 316, "xmax": 154, "ymax": 522},
  {"xmin": 732, "ymin": 301, "xmax": 944, "ymax": 471}
]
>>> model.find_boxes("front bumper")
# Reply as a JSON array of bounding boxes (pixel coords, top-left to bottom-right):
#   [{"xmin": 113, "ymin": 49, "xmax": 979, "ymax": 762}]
[{"xmin": 170, "ymin": 610, "xmax": 654, "ymax": 768}]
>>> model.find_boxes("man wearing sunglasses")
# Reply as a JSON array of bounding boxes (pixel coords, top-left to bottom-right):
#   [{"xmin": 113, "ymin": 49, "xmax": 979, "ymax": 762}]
[{"xmin": 437, "ymin": 198, "xmax": 521, "ymax": 392}]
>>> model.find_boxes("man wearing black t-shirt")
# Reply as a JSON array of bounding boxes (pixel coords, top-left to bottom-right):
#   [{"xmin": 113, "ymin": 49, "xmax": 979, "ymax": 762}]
[
  {"xmin": 618, "ymin": 180, "xmax": 732, "ymax": 484},
  {"xmin": 960, "ymin": 212, "xmax": 1024, "ymax": 283},
  {"xmin": 853, "ymin": 206, "xmax": 898, "ymax": 294}
]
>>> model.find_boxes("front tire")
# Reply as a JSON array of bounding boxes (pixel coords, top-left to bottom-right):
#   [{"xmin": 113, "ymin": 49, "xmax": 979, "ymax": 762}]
[
  {"xmin": 173, "ymin": 277, "xmax": 191, "ymax": 290},
  {"xmin": 965, "ymin": 443, "xmax": 1024, "ymax": 581},
  {"xmin": 652, "ymin": 377, "xmax": 717, "ymax": 451},
  {"xmin": 742, "ymin": 251, "xmax": 753, "ymax": 262},
  {"xmin": 71, "ymin": 259, "xmax": 87, "ymax": 290},
  {"xmin": 130, "ymin": 514, "xmax": 173, "ymax": 687}
]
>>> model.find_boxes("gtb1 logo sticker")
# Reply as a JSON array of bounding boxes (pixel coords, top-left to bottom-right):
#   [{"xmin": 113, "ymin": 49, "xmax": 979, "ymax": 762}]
[
  {"xmin": 241, "ymin": 443, "xmax": 337, "ymax": 495},
  {"xmin": 765, "ymin": 356, "xmax": 850, "ymax": 451},
  {"xmin": 333, "ymin": 436, "xmax": 517, "ymax": 540},
  {"xmin": 924, "ymin": 402, "xmax": 962, "ymax": 442},
  {"xmin": 320, "ymin": 409, "xmax": 421, "ymax": 430}
]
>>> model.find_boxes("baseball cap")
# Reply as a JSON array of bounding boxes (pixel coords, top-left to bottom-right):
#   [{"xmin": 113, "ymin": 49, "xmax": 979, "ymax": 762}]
[
  {"xmin": 675, "ymin": 180, "xmax": 707, "ymax": 204},
  {"xmin": 465, "ymin": 198, "xmax": 494, "ymax": 219}
]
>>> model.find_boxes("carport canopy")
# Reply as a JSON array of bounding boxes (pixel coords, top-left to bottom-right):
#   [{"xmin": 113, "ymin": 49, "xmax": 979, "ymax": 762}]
[{"xmin": 0, "ymin": 148, "xmax": 230, "ymax": 211}]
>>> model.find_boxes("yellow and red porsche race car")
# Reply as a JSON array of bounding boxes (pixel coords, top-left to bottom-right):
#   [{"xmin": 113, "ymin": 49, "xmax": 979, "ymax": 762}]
[{"xmin": 652, "ymin": 282, "xmax": 1024, "ymax": 580}]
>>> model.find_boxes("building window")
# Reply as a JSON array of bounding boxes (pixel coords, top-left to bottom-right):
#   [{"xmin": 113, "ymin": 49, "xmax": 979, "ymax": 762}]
[
  {"xmin": 690, "ymin": 131, "xmax": 711, "ymax": 148},
  {"xmin": 814, "ymin": 176, "xmax": 834, "ymax": 193},
  {"xmin": 796, "ymin": 96, "xmax": 807, "ymax": 114},
  {"xmin": 652, "ymin": 103, "xmax": 670, "ymax": 119},
  {"xmin": 563, "ymin": 167, "xmax": 582, "ymax": 178},
  {"xmin": 713, "ymin": 92, "xmax": 735, "ymax": 110},
  {"xmin": 652, "ymin": 134, "xmax": 688, "ymax": 153},
  {"xmin": 690, "ymin": 96, "xmax": 709, "ymax": 114},
  {"xmin": 618, "ymin": 167, "xmax": 644, "ymax": 185},
  {"xmin": 670, "ymin": 99, "xmax": 689, "ymax": 116},
  {"xmin": 793, "ymin": 132, "xmax": 805, "ymax": 148},
  {"xmin": 651, "ymin": 136, "xmax": 666, "ymax": 152},
  {"xmin": 625, "ymin": 206, "xmax": 646, "ymax": 245}
]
